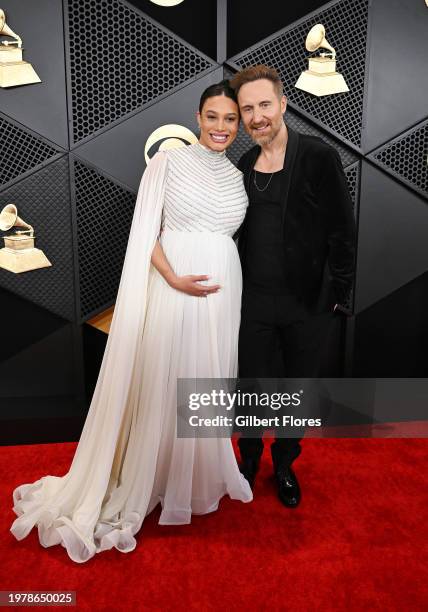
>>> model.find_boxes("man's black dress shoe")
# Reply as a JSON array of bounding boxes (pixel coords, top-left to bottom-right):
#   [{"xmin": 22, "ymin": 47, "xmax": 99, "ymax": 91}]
[
  {"xmin": 239, "ymin": 458, "xmax": 260, "ymax": 490},
  {"xmin": 275, "ymin": 465, "xmax": 301, "ymax": 508}
]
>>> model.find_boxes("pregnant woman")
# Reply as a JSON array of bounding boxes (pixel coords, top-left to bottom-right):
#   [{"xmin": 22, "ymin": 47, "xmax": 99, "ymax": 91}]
[{"xmin": 10, "ymin": 80, "xmax": 252, "ymax": 563}]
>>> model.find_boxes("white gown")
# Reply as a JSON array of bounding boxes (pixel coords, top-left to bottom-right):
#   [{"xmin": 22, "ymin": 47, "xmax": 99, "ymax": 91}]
[{"xmin": 10, "ymin": 142, "xmax": 253, "ymax": 563}]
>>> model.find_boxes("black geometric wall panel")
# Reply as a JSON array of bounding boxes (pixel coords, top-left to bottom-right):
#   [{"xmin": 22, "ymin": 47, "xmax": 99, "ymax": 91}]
[
  {"xmin": 342, "ymin": 161, "xmax": 360, "ymax": 312},
  {"xmin": 228, "ymin": 0, "xmax": 369, "ymax": 149},
  {"xmin": 0, "ymin": 0, "xmax": 70, "ymax": 149},
  {"xmin": 227, "ymin": 0, "xmax": 328, "ymax": 58},
  {"xmin": 354, "ymin": 161, "xmax": 428, "ymax": 314},
  {"xmin": 66, "ymin": 0, "xmax": 216, "ymax": 144},
  {"xmin": 72, "ymin": 68, "xmax": 223, "ymax": 191},
  {"xmin": 370, "ymin": 120, "xmax": 428, "ymax": 201},
  {"xmin": 285, "ymin": 111, "xmax": 358, "ymax": 168},
  {"xmin": 0, "ymin": 324, "xmax": 77, "ymax": 399},
  {"xmin": 73, "ymin": 159, "xmax": 136, "ymax": 319},
  {"xmin": 129, "ymin": 0, "xmax": 218, "ymax": 60},
  {"xmin": 361, "ymin": 0, "xmax": 428, "ymax": 153},
  {"xmin": 344, "ymin": 161, "xmax": 360, "ymax": 216},
  {"xmin": 0, "ymin": 157, "xmax": 75, "ymax": 321},
  {"xmin": 0, "ymin": 114, "xmax": 63, "ymax": 189},
  {"xmin": 352, "ymin": 271, "xmax": 428, "ymax": 377}
]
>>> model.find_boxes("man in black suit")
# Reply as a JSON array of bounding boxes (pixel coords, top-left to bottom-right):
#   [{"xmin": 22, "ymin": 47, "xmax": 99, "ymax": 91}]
[{"xmin": 230, "ymin": 65, "xmax": 356, "ymax": 508}]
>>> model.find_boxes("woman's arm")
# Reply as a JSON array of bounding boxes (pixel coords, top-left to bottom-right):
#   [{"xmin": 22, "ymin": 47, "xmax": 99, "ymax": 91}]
[{"xmin": 151, "ymin": 239, "xmax": 221, "ymax": 297}]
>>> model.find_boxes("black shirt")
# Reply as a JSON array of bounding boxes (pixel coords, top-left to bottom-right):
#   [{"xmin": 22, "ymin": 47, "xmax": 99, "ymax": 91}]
[{"xmin": 243, "ymin": 168, "xmax": 290, "ymax": 295}]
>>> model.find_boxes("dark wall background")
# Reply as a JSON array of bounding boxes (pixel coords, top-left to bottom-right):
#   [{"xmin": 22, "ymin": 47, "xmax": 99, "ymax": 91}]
[
  {"xmin": 130, "ymin": 0, "xmax": 218, "ymax": 59},
  {"xmin": 124, "ymin": 0, "xmax": 328, "ymax": 59},
  {"xmin": 0, "ymin": 0, "xmax": 427, "ymax": 440},
  {"xmin": 227, "ymin": 0, "xmax": 327, "ymax": 56}
]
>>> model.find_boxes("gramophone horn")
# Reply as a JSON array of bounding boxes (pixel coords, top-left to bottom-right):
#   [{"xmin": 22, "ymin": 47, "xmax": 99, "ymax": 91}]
[
  {"xmin": 305, "ymin": 24, "xmax": 336, "ymax": 59},
  {"xmin": 0, "ymin": 203, "xmax": 33, "ymax": 233},
  {"xmin": 0, "ymin": 9, "xmax": 22, "ymax": 47}
]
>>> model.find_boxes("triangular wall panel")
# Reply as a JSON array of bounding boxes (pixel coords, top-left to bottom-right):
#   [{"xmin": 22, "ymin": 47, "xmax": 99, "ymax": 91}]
[
  {"xmin": 66, "ymin": 0, "xmax": 217, "ymax": 145},
  {"xmin": 73, "ymin": 68, "xmax": 223, "ymax": 191},
  {"xmin": 355, "ymin": 161, "xmax": 428, "ymax": 314},
  {"xmin": 73, "ymin": 158, "xmax": 136, "ymax": 320},
  {"xmin": 369, "ymin": 120, "xmax": 428, "ymax": 202},
  {"xmin": 228, "ymin": 0, "xmax": 369, "ymax": 149},
  {"xmin": 128, "ymin": 0, "xmax": 218, "ymax": 59},
  {"xmin": 0, "ymin": 113, "xmax": 64, "ymax": 190},
  {"xmin": 0, "ymin": 157, "xmax": 75, "ymax": 321},
  {"xmin": 353, "ymin": 271, "xmax": 428, "ymax": 377},
  {"xmin": 361, "ymin": 0, "xmax": 428, "ymax": 153},
  {"xmin": 0, "ymin": 0, "xmax": 69, "ymax": 149},
  {"xmin": 227, "ymin": 0, "xmax": 328, "ymax": 58}
]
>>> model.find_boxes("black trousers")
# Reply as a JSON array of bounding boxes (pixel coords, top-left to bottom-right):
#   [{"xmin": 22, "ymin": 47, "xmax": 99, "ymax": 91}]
[{"xmin": 237, "ymin": 288, "xmax": 334, "ymax": 470}]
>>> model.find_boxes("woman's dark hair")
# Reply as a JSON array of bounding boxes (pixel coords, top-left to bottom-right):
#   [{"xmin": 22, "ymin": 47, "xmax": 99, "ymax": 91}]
[{"xmin": 198, "ymin": 79, "xmax": 238, "ymax": 113}]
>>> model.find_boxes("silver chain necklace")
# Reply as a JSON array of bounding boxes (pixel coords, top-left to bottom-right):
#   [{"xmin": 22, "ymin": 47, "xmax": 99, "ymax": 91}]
[
  {"xmin": 252, "ymin": 137, "xmax": 288, "ymax": 192},
  {"xmin": 253, "ymin": 169, "xmax": 275, "ymax": 192}
]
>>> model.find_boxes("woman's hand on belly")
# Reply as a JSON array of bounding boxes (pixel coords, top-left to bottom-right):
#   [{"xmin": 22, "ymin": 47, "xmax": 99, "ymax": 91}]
[{"xmin": 170, "ymin": 274, "xmax": 221, "ymax": 297}]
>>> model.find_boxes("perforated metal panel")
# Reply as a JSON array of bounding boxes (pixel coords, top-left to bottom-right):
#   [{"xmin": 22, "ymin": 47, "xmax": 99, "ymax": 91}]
[
  {"xmin": 342, "ymin": 161, "xmax": 360, "ymax": 311},
  {"xmin": 287, "ymin": 112, "xmax": 358, "ymax": 168},
  {"xmin": 73, "ymin": 159, "xmax": 136, "ymax": 319},
  {"xmin": 0, "ymin": 114, "xmax": 62, "ymax": 189},
  {"xmin": 226, "ymin": 108, "xmax": 357, "ymax": 169},
  {"xmin": 67, "ymin": 0, "xmax": 216, "ymax": 144},
  {"xmin": 0, "ymin": 157, "xmax": 75, "ymax": 320},
  {"xmin": 228, "ymin": 0, "xmax": 369, "ymax": 148},
  {"xmin": 370, "ymin": 120, "xmax": 428, "ymax": 201},
  {"xmin": 344, "ymin": 160, "xmax": 360, "ymax": 216}
]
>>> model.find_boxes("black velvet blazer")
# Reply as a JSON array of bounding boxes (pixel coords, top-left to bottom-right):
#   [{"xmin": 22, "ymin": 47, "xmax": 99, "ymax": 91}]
[{"xmin": 235, "ymin": 125, "xmax": 357, "ymax": 314}]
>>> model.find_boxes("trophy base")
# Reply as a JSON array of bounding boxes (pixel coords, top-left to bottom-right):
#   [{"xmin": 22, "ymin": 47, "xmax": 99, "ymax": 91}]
[
  {"xmin": 295, "ymin": 70, "xmax": 349, "ymax": 96},
  {"xmin": 0, "ymin": 247, "xmax": 52, "ymax": 273},
  {"xmin": 0, "ymin": 60, "xmax": 41, "ymax": 87}
]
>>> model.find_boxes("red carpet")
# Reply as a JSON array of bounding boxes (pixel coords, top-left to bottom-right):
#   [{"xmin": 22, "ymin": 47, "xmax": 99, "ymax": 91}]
[{"xmin": 1, "ymin": 439, "xmax": 427, "ymax": 611}]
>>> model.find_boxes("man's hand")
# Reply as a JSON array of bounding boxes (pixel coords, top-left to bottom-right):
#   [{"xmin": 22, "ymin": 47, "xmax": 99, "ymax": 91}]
[{"xmin": 170, "ymin": 274, "xmax": 221, "ymax": 297}]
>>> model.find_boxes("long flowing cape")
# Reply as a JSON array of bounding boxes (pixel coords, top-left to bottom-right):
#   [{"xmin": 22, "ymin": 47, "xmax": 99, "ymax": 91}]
[{"xmin": 10, "ymin": 151, "xmax": 168, "ymax": 561}]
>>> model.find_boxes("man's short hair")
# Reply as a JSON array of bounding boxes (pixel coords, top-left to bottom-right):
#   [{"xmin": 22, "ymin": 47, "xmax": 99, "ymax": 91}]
[{"xmin": 230, "ymin": 64, "xmax": 284, "ymax": 99}]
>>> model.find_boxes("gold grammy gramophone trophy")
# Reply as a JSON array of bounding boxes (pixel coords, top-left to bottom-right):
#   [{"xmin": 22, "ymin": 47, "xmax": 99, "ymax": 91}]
[
  {"xmin": 295, "ymin": 24, "xmax": 349, "ymax": 96},
  {"xmin": 0, "ymin": 204, "xmax": 51, "ymax": 273},
  {"xmin": 0, "ymin": 8, "xmax": 41, "ymax": 87}
]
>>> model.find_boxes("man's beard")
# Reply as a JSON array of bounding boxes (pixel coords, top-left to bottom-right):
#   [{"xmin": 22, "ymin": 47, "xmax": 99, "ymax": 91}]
[{"xmin": 246, "ymin": 117, "xmax": 283, "ymax": 145}]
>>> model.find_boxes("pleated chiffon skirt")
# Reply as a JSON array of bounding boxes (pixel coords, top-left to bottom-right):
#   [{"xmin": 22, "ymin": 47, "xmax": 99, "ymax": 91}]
[{"xmin": 10, "ymin": 228, "xmax": 252, "ymax": 563}]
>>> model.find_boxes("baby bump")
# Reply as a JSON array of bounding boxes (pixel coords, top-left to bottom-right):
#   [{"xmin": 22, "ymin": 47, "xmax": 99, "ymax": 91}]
[
  {"xmin": 159, "ymin": 229, "xmax": 242, "ymax": 293},
  {"xmin": 145, "ymin": 230, "xmax": 243, "ymax": 378}
]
